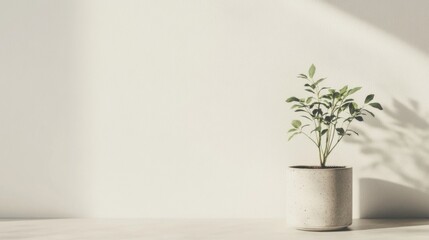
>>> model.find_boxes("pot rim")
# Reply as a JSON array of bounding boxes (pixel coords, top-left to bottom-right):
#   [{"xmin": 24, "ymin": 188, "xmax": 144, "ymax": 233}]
[{"xmin": 288, "ymin": 165, "xmax": 352, "ymax": 170}]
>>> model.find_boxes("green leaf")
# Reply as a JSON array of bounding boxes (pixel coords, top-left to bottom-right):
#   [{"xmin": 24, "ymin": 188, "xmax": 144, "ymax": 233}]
[
  {"xmin": 324, "ymin": 101, "xmax": 333, "ymax": 108},
  {"xmin": 301, "ymin": 115, "xmax": 312, "ymax": 121},
  {"xmin": 292, "ymin": 120, "xmax": 302, "ymax": 128},
  {"xmin": 345, "ymin": 117, "xmax": 353, "ymax": 122},
  {"xmin": 306, "ymin": 97, "xmax": 312, "ymax": 104},
  {"xmin": 365, "ymin": 94, "xmax": 374, "ymax": 104},
  {"xmin": 341, "ymin": 102, "xmax": 350, "ymax": 108},
  {"xmin": 355, "ymin": 116, "xmax": 364, "ymax": 121},
  {"xmin": 288, "ymin": 128, "xmax": 297, "ymax": 133},
  {"xmin": 321, "ymin": 129, "xmax": 328, "ymax": 136},
  {"xmin": 324, "ymin": 115, "xmax": 332, "ymax": 122},
  {"xmin": 321, "ymin": 95, "xmax": 332, "ymax": 100},
  {"xmin": 339, "ymin": 85, "xmax": 348, "ymax": 95},
  {"xmin": 348, "ymin": 87, "xmax": 362, "ymax": 95},
  {"xmin": 286, "ymin": 97, "xmax": 300, "ymax": 103},
  {"xmin": 312, "ymin": 109, "xmax": 323, "ymax": 116},
  {"xmin": 309, "ymin": 64, "xmax": 316, "ymax": 78},
  {"xmin": 311, "ymin": 126, "xmax": 321, "ymax": 133},
  {"xmin": 310, "ymin": 101, "xmax": 329, "ymax": 109},
  {"xmin": 288, "ymin": 132, "xmax": 299, "ymax": 141},
  {"xmin": 369, "ymin": 102, "xmax": 383, "ymax": 110},
  {"xmin": 298, "ymin": 74, "xmax": 308, "ymax": 79},
  {"xmin": 314, "ymin": 78, "xmax": 326, "ymax": 86},
  {"xmin": 349, "ymin": 103, "xmax": 355, "ymax": 114},
  {"xmin": 305, "ymin": 89, "xmax": 315, "ymax": 94},
  {"xmin": 349, "ymin": 102, "xmax": 359, "ymax": 114},
  {"xmin": 333, "ymin": 91, "xmax": 340, "ymax": 99},
  {"xmin": 336, "ymin": 128, "xmax": 345, "ymax": 135},
  {"xmin": 318, "ymin": 87, "xmax": 329, "ymax": 92}
]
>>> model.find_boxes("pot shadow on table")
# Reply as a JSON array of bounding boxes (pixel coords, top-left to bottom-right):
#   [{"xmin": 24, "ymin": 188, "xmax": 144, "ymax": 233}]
[
  {"xmin": 344, "ymin": 98, "xmax": 429, "ymax": 230},
  {"xmin": 341, "ymin": 179, "xmax": 429, "ymax": 231}
]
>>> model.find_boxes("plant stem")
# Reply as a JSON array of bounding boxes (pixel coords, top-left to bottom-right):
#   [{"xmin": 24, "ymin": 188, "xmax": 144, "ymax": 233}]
[
  {"xmin": 301, "ymin": 132, "xmax": 318, "ymax": 147},
  {"xmin": 327, "ymin": 120, "xmax": 351, "ymax": 156}
]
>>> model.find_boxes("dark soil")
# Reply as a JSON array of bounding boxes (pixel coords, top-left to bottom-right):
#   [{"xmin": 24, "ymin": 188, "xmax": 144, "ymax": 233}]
[{"xmin": 290, "ymin": 165, "xmax": 346, "ymax": 169}]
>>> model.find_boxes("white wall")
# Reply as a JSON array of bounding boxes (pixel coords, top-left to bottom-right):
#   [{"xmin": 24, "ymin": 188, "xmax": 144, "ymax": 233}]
[
  {"xmin": 0, "ymin": 0, "xmax": 89, "ymax": 217},
  {"xmin": 1, "ymin": 0, "xmax": 429, "ymax": 218}
]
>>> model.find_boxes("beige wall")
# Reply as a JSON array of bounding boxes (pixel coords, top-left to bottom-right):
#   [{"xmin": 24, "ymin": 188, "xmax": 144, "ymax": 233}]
[{"xmin": 1, "ymin": 0, "xmax": 428, "ymax": 218}]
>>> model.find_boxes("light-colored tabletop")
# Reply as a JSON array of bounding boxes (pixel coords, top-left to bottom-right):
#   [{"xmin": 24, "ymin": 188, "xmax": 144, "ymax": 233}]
[{"xmin": 0, "ymin": 219, "xmax": 428, "ymax": 240}]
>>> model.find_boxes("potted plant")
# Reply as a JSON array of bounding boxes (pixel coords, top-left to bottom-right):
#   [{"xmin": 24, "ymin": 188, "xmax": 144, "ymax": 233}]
[{"xmin": 285, "ymin": 64, "xmax": 383, "ymax": 231}]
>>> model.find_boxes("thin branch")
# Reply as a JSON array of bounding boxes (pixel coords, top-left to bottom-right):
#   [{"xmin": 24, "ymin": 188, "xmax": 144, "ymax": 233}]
[
  {"xmin": 328, "ymin": 120, "xmax": 352, "ymax": 155},
  {"xmin": 301, "ymin": 132, "xmax": 319, "ymax": 147}
]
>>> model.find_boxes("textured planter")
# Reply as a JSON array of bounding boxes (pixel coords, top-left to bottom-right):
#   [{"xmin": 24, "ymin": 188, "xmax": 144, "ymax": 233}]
[{"xmin": 287, "ymin": 166, "xmax": 352, "ymax": 231}]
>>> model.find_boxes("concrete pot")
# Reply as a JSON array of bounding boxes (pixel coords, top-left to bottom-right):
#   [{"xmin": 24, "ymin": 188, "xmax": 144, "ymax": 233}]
[{"xmin": 287, "ymin": 166, "xmax": 352, "ymax": 231}]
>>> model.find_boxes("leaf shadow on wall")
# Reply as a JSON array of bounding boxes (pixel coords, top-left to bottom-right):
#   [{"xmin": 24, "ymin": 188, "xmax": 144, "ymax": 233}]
[
  {"xmin": 344, "ymin": 98, "xmax": 429, "ymax": 218},
  {"xmin": 324, "ymin": 0, "xmax": 429, "ymax": 54}
]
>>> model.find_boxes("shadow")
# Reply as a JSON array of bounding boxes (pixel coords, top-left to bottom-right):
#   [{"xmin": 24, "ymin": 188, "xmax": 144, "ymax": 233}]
[
  {"xmin": 0, "ymin": 1, "xmax": 88, "ymax": 217},
  {"xmin": 347, "ymin": 218, "xmax": 429, "ymax": 231},
  {"xmin": 360, "ymin": 179, "xmax": 429, "ymax": 218},
  {"xmin": 324, "ymin": 0, "xmax": 429, "ymax": 53},
  {"xmin": 0, "ymin": 218, "xmax": 61, "ymax": 222},
  {"xmin": 343, "ymin": 98, "xmax": 429, "ymax": 218}
]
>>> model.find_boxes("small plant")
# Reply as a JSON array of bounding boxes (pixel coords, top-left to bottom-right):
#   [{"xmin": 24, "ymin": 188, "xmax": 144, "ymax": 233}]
[{"xmin": 286, "ymin": 64, "xmax": 383, "ymax": 167}]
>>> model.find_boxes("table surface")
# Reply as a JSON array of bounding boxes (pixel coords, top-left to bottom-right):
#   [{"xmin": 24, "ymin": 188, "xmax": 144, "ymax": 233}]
[{"xmin": 1, "ymin": 219, "xmax": 429, "ymax": 240}]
